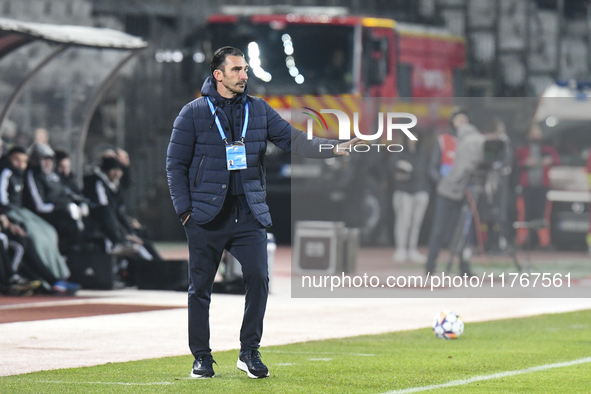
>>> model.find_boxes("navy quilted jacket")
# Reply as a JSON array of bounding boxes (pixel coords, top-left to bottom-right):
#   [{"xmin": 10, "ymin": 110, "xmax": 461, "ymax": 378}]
[{"xmin": 166, "ymin": 77, "xmax": 338, "ymax": 227}]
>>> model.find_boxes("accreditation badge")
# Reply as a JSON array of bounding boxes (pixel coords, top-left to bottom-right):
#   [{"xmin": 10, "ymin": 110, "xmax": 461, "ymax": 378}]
[{"xmin": 226, "ymin": 142, "xmax": 247, "ymax": 170}]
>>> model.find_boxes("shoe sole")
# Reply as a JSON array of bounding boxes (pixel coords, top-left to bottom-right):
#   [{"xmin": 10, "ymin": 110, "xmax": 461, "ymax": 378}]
[
  {"xmin": 190, "ymin": 371, "xmax": 214, "ymax": 379},
  {"xmin": 236, "ymin": 359, "xmax": 269, "ymax": 379}
]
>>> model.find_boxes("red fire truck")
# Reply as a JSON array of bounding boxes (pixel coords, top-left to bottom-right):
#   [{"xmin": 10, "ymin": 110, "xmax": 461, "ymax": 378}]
[{"xmin": 186, "ymin": 6, "xmax": 466, "ymax": 244}]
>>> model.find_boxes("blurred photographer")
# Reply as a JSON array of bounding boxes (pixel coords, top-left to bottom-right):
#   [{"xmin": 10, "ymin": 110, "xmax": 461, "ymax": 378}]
[{"xmin": 425, "ymin": 111, "xmax": 485, "ymax": 276}]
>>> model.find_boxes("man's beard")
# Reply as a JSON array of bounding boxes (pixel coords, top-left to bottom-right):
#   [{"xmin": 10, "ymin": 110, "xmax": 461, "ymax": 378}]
[{"xmin": 226, "ymin": 81, "xmax": 247, "ymax": 95}]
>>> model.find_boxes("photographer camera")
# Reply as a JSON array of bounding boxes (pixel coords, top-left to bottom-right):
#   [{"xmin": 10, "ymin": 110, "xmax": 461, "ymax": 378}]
[
  {"xmin": 443, "ymin": 131, "xmax": 511, "ymax": 272},
  {"xmin": 425, "ymin": 110, "xmax": 504, "ymax": 276},
  {"xmin": 478, "ymin": 118, "xmax": 513, "ymax": 252}
]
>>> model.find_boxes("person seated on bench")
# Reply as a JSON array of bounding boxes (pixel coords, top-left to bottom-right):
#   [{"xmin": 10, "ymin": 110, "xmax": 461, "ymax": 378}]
[
  {"xmin": 83, "ymin": 155, "xmax": 161, "ymax": 262},
  {"xmin": 22, "ymin": 143, "xmax": 88, "ymax": 253},
  {"xmin": 0, "ymin": 146, "xmax": 78, "ymax": 292},
  {"xmin": 0, "ymin": 225, "xmax": 41, "ymax": 296},
  {"xmin": 54, "ymin": 149, "xmax": 86, "ymax": 200},
  {"xmin": 0, "ymin": 213, "xmax": 79, "ymax": 295}
]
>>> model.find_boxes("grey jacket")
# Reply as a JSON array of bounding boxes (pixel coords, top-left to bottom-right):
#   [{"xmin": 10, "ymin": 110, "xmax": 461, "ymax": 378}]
[{"xmin": 437, "ymin": 124, "xmax": 485, "ymax": 201}]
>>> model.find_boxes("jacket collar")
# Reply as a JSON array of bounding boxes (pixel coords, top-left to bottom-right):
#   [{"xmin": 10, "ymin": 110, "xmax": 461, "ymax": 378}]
[
  {"xmin": 94, "ymin": 167, "xmax": 119, "ymax": 193},
  {"xmin": 1, "ymin": 157, "xmax": 23, "ymax": 177},
  {"xmin": 201, "ymin": 76, "xmax": 248, "ymax": 107}
]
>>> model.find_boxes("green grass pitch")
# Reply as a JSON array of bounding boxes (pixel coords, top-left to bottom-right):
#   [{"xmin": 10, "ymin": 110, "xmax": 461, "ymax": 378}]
[{"xmin": 3, "ymin": 310, "xmax": 591, "ymax": 393}]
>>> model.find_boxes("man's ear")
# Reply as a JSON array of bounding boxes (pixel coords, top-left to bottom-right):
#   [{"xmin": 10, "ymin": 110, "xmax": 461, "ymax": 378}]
[{"xmin": 213, "ymin": 69, "xmax": 223, "ymax": 82}]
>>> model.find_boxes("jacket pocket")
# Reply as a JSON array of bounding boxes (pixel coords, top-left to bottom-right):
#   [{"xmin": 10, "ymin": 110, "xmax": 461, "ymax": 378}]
[{"xmin": 193, "ymin": 156, "xmax": 205, "ymax": 188}]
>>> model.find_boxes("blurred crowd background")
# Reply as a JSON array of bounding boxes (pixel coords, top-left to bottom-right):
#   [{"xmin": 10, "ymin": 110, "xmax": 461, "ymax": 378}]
[{"xmin": 1, "ymin": 0, "xmax": 591, "ymax": 255}]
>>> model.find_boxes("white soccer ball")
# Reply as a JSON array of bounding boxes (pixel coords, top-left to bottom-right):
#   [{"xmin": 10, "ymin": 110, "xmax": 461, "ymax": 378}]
[{"xmin": 432, "ymin": 309, "xmax": 464, "ymax": 339}]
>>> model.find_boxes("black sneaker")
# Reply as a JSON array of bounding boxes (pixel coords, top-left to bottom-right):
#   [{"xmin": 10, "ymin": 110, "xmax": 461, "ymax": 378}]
[
  {"xmin": 190, "ymin": 354, "xmax": 216, "ymax": 378},
  {"xmin": 237, "ymin": 349, "xmax": 269, "ymax": 379}
]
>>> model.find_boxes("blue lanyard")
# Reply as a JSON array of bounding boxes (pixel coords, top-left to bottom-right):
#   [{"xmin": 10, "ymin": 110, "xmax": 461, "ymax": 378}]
[{"xmin": 206, "ymin": 97, "xmax": 249, "ymax": 144}]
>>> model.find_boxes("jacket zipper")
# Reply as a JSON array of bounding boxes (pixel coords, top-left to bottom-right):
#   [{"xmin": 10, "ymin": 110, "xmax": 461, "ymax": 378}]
[
  {"xmin": 259, "ymin": 152, "xmax": 265, "ymax": 189},
  {"xmin": 194, "ymin": 156, "xmax": 205, "ymax": 188}
]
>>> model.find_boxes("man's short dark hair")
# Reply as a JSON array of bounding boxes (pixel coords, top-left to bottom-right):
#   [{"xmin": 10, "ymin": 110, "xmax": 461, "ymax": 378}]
[
  {"xmin": 449, "ymin": 106, "xmax": 469, "ymax": 130},
  {"xmin": 54, "ymin": 149, "xmax": 70, "ymax": 163},
  {"xmin": 450, "ymin": 106, "xmax": 469, "ymax": 123},
  {"xmin": 210, "ymin": 46, "xmax": 245, "ymax": 75},
  {"xmin": 101, "ymin": 157, "xmax": 124, "ymax": 173},
  {"xmin": 7, "ymin": 146, "xmax": 26, "ymax": 157}
]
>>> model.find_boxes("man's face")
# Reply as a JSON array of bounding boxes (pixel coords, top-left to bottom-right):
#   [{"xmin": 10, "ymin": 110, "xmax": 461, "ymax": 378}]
[
  {"xmin": 56, "ymin": 158, "xmax": 71, "ymax": 177},
  {"xmin": 214, "ymin": 55, "xmax": 249, "ymax": 96},
  {"xmin": 41, "ymin": 157, "xmax": 54, "ymax": 175},
  {"xmin": 529, "ymin": 123, "xmax": 543, "ymax": 141},
  {"xmin": 9, "ymin": 153, "xmax": 28, "ymax": 171},
  {"xmin": 107, "ymin": 168, "xmax": 123, "ymax": 183},
  {"xmin": 453, "ymin": 113, "xmax": 469, "ymax": 129}
]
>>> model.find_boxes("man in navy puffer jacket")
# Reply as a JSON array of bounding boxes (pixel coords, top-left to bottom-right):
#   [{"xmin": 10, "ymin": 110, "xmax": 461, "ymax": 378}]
[{"xmin": 167, "ymin": 47, "xmax": 358, "ymax": 379}]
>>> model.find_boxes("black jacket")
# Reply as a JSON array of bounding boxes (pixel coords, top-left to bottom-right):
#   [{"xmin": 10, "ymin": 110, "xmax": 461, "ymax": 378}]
[
  {"xmin": 390, "ymin": 146, "xmax": 430, "ymax": 194},
  {"xmin": 22, "ymin": 167, "xmax": 72, "ymax": 218},
  {"xmin": 59, "ymin": 173, "xmax": 85, "ymax": 202},
  {"xmin": 83, "ymin": 169, "xmax": 127, "ymax": 244},
  {"xmin": 0, "ymin": 158, "xmax": 24, "ymax": 211}
]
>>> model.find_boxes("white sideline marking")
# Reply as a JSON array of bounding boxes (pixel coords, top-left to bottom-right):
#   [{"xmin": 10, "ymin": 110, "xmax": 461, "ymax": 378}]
[
  {"xmin": 309, "ymin": 358, "xmax": 332, "ymax": 361},
  {"xmin": 36, "ymin": 380, "xmax": 172, "ymax": 386},
  {"xmin": 382, "ymin": 357, "xmax": 591, "ymax": 394}
]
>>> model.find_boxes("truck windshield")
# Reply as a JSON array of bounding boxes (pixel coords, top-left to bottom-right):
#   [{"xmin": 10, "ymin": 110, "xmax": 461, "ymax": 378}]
[{"xmin": 206, "ymin": 22, "xmax": 355, "ymax": 95}]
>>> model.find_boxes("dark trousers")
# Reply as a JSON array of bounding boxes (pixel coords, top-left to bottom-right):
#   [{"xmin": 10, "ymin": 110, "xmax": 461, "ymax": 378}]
[
  {"xmin": 184, "ymin": 195, "xmax": 268, "ymax": 358},
  {"xmin": 523, "ymin": 186, "xmax": 548, "ymax": 221},
  {"xmin": 0, "ymin": 236, "xmax": 10, "ymax": 288},
  {"xmin": 42, "ymin": 213, "xmax": 83, "ymax": 254},
  {"xmin": 425, "ymin": 195, "xmax": 464, "ymax": 274}
]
